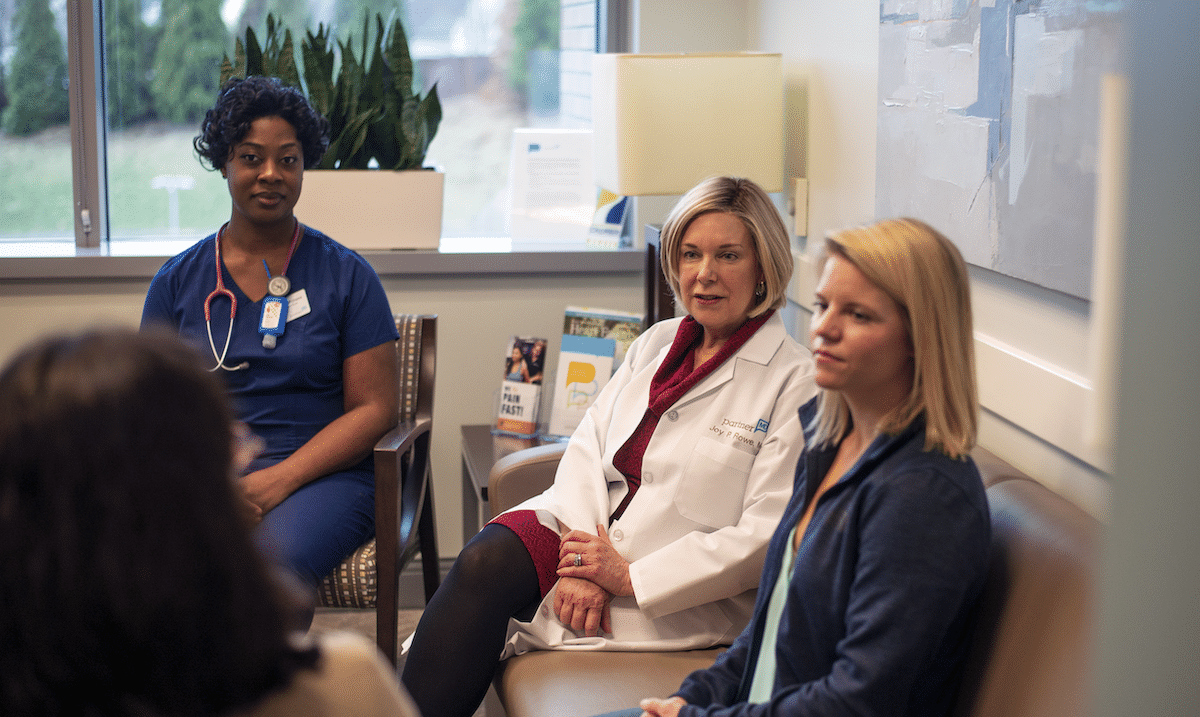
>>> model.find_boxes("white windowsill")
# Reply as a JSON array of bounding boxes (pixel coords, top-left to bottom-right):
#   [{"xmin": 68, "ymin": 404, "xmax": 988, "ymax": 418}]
[{"xmin": 0, "ymin": 237, "xmax": 643, "ymax": 281}]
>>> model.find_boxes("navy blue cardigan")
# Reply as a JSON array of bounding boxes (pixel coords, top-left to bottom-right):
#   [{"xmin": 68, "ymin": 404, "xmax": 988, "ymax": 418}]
[{"xmin": 673, "ymin": 398, "xmax": 990, "ymax": 717}]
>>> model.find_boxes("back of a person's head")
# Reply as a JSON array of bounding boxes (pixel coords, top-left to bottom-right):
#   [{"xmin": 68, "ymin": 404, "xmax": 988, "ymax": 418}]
[{"xmin": 0, "ymin": 328, "xmax": 316, "ymax": 716}]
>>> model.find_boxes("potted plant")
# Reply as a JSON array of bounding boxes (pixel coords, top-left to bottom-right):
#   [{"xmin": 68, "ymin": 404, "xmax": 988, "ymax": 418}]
[{"xmin": 222, "ymin": 13, "xmax": 444, "ymax": 250}]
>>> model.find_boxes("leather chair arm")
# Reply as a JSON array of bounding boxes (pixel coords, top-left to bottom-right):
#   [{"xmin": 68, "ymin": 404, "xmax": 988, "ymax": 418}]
[{"xmin": 488, "ymin": 442, "xmax": 568, "ymax": 518}]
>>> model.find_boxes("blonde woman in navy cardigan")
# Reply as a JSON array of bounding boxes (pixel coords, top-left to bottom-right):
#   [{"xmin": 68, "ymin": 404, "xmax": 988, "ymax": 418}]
[{"xmin": 613, "ymin": 218, "xmax": 991, "ymax": 717}]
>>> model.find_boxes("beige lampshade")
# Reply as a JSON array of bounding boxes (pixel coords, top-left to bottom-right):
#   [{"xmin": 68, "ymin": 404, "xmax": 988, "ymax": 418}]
[{"xmin": 592, "ymin": 52, "xmax": 784, "ymax": 196}]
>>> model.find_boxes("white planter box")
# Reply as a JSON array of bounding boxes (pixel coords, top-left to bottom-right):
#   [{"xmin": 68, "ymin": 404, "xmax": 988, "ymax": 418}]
[{"xmin": 294, "ymin": 169, "xmax": 444, "ymax": 251}]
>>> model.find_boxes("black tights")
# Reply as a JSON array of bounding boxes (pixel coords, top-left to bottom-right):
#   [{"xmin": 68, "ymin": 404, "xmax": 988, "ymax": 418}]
[{"xmin": 400, "ymin": 523, "xmax": 541, "ymax": 717}]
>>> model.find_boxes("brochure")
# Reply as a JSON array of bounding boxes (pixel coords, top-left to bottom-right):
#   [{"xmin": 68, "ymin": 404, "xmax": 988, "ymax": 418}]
[
  {"xmin": 586, "ymin": 189, "xmax": 630, "ymax": 249},
  {"xmin": 546, "ymin": 334, "xmax": 616, "ymax": 439},
  {"xmin": 495, "ymin": 336, "xmax": 547, "ymax": 438},
  {"xmin": 509, "ymin": 128, "xmax": 594, "ymax": 244},
  {"xmin": 544, "ymin": 306, "xmax": 644, "ymax": 439}
]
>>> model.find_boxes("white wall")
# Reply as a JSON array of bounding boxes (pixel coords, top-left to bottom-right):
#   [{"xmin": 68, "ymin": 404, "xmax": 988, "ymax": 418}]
[
  {"xmin": 0, "ymin": 273, "xmax": 643, "ymax": 554},
  {"xmin": 1091, "ymin": 4, "xmax": 1200, "ymax": 712},
  {"xmin": 755, "ymin": 0, "xmax": 881, "ymax": 238},
  {"xmin": 752, "ymin": 0, "xmax": 1111, "ymax": 518}
]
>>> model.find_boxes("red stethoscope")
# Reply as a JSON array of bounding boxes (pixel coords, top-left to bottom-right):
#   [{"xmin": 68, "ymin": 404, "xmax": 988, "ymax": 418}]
[{"xmin": 204, "ymin": 220, "xmax": 301, "ymax": 372}]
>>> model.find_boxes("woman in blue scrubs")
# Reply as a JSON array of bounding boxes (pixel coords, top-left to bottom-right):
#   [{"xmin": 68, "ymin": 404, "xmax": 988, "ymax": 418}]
[{"xmin": 141, "ymin": 77, "xmax": 399, "ymax": 615}]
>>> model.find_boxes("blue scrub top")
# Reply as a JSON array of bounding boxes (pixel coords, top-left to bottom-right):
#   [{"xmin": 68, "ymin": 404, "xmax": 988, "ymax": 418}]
[{"xmin": 142, "ymin": 225, "xmax": 399, "ymax": 467}]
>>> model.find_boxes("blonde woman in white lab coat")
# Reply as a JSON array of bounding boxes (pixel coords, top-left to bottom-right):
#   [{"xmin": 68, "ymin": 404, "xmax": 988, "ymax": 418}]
[{"xmin": 401, "ymin": 177, "xmax": 817, "ymax": 717}]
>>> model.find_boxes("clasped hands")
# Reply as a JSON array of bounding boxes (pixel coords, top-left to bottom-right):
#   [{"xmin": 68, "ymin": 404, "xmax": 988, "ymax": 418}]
[
  {"xmin": 554, "ymin": 532, "xmax": 687, "ymax": 717},
  {"xmin": 239, "ymin": 466, "xmax": 294, "ymax": 522},
  {"xmin": 552, "ymin": 524, "xmax": 634, "ymax": 637},
  {"xmin": 229, "ymin": 423, "xmax": 297, "ymax": 525}
]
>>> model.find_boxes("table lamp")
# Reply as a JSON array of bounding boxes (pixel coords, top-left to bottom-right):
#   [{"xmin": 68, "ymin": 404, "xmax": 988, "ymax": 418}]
[
  {"xmin": 592, "ymin": 52, "xmax": 784, "ymax": 196},
  {"xmin": 592, "ymin": 52, "xmax": 785, "ymax": 325}
]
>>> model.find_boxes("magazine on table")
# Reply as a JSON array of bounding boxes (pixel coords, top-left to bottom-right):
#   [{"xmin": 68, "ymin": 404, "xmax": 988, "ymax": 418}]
[
  {"xmin": 545, "ymin": 306, "xmax": 644, "ymax": 439},
  {"xmin": 561, "ymin": 306, "xmax": 643, "ymax": 366}
]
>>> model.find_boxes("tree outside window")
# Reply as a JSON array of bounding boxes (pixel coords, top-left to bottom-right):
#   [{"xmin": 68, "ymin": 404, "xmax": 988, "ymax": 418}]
[
  {"xmin": 3, "ymin": 0, "xmax": 69, "ymax": 136},
  {"xmin": 0, "ymin": 0, "xmax": 594, "ymax": 245}
]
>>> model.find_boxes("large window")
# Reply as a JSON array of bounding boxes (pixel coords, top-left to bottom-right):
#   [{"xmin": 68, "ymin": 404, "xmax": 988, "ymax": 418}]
[{"xmin": 0, "ymin": 0, "xmax": 611, "ymax": 251}]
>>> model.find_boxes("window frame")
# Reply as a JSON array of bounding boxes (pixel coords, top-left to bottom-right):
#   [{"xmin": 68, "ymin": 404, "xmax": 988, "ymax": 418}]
[
  {"xmin": 18, "ymin": 0, "xmax": 630, "ymax": 254},
  {"xmin": 67, "ymin": 0, "xmax": 107, "ymax": 248}
]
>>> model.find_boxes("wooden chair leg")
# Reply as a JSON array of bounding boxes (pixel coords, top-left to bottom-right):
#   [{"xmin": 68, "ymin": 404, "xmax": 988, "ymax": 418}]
[
  {"xmin": 376, "ymin": 572, "xmax": 399, "ymax": 666},
  {"xmin": 373, "ymin": 442, "xmax": 401, "ymax": 666},
  {"xmin": 418, "ymin": 477, "xmax": 441, "ymax": 602}
]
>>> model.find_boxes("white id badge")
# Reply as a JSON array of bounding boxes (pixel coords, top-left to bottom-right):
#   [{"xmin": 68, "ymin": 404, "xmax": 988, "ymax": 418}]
[{"xmin": 286, "ymin": 288, "xmax": 311, "ymax": 322}]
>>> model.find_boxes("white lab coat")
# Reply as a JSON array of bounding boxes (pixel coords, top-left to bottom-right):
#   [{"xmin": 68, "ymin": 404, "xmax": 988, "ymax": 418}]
[{"xmin": 500, "ymin": 313, "xmax": 816, "ymax": 656}]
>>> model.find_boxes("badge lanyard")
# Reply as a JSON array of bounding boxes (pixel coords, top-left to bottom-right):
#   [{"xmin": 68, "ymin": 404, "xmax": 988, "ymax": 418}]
[
  {"xmin": 259, "ymin": 258, "xmax": 288, "ymax": 348},
  {"xmin": 204, "ymin": 221, "xmax": 301, "ymax": 370}
]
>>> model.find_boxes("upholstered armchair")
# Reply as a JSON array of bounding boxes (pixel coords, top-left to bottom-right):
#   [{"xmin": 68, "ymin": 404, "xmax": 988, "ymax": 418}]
[{"xmin": 316, "ymin": 314, "xmax": 440, "ymax": 665}]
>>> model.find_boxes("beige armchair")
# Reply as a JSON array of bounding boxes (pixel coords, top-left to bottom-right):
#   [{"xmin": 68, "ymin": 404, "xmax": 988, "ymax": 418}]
[
  {"xmin": 487, "ymin": 442, "xmax": 567, "ymax": 521},
  {"xmin": 487, "ymin": 443, "xmax": 1102, "ymax": 717},
  {"xmin": 487, "ymin": 442, "xmax": 721, "ymax": 717}
]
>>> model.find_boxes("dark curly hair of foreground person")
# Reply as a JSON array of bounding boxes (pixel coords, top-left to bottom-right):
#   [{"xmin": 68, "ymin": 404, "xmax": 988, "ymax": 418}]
[
  {"xmin": 0, "ymin": 329, "xmax": 319, "ymax": 716},
  {"xmin": 193, "ymin": 75, "xmax": 331, "ymax": 171}
]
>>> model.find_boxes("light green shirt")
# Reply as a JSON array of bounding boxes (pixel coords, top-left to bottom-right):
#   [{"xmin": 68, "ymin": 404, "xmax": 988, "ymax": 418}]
[{"xmin": 747, "ymin": 524, "xmax": 798, "ymax": 703}]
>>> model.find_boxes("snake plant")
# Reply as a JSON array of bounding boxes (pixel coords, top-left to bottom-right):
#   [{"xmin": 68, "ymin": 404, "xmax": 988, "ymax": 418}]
[{"xmin": 222, "ymin": 12, "xmax": 441, "ymax": 171}]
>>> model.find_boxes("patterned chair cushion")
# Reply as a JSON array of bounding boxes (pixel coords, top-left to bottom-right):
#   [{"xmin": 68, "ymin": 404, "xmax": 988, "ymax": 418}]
[
  {"xmin": 316, "ymin": 315, "xmax": 425, "ymax": 610},
  {"xmin": 318, "ymin": 538, "xmax": 377, "ymax": 608}
]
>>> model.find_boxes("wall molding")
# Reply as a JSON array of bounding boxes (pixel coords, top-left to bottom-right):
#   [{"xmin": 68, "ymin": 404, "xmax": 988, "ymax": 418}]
[
  {"xmin": 791, "ymin": 251, "xmax": 1112, "ymax": 476},
  {"xmin": 975, "ymin": 332, "xmax": 1108, "ymax": 473}
]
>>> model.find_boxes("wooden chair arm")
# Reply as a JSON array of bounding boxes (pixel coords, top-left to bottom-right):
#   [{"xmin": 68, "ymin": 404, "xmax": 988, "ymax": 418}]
[
  {"xmin": 374, "ymin": 417, "xmax": 432, "ymax": 458},
  {"xmin": 372, "ymin": 417, "xmax": 434, "ymax": 591}
]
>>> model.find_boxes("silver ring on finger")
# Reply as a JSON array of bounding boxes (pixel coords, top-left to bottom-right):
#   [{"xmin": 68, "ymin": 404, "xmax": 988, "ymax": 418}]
[{"xmin": 574, "ymin": 552, "xmax": 583, "ymax": 567}]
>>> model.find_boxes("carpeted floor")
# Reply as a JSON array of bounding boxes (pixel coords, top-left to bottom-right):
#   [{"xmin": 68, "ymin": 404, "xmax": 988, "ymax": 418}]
[{"xmin": 310, "ymin": 606, "xmax": 422, "ymax": 645}]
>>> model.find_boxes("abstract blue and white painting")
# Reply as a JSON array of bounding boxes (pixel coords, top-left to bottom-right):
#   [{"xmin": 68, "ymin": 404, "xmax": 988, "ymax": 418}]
[{"xmin": 876, "ymin": 0, "xmax": 1125, "ymax": 299}]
